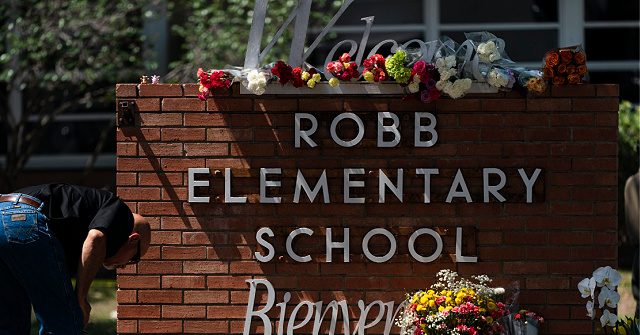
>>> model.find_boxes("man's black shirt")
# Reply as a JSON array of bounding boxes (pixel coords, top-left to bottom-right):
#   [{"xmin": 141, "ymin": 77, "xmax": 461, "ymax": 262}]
[{"xmin": 13, "ymin": 183, "xmax": 133, "ymax": 273}]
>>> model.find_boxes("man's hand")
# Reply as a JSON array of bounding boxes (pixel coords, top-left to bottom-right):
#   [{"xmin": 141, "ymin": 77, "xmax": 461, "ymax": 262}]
[
  {"xmin": 78, "ymin": 296, "xmax": 91, "ymax": 326},
  {"xmin": 76, "ymin": 228, "xmax": 106, "ymax": 328}
]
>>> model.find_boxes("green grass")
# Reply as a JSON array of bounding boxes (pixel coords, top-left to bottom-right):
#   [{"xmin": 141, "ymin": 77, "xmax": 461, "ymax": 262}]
[{"xmin": 30, "ymin": 279, "xmax": 116, "ymax": 335}]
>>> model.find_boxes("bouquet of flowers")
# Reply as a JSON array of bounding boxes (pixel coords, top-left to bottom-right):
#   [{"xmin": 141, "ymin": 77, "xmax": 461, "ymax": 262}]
[
  {"xmin": 244, "ymin": 69, "xmax": 268, "ymax": 95},
  {"xmin": 406, "ymin": 60, "xmax": 441, "ymax": 103},
  {"xmin": 271, "ymin": 60, "xmax": 294, "ymax": 85},
  {"xmin": 486, "ymin": 67, "xmax": 515, "ymax": 90},
  {"xmin": 326, "ymin": 53, "xmax": 360, "ymax": 83},
  {"xmin": 197, "ymin": 68, "xmax": 233, "ymax": 100},
  {"xmin": 543, "ymin": 45, "xmax": 588, "ymax": 85},
  {"xmin": 385, "ymin": 49, "xmax": 413, "ymax": 84},
  {"xmin": 514, "ymin": 69, "xmax": 547, "ymax": 95},
  {"xmin": 362, "ymin": 53, "xmax": 388, "ymax": 83},
  {"xmin": 435, "ymin": 55, "xmax": 472, "ymax": 99},
  {"xmin": 502, "ymin": 309, "xmax": 544, "ymax": 335},
  {"xmin": 396, "ymin": 269, "xmax": 507, "ymax": 335},
  {"xmin": 270, "ymin": 61, "xmax": 322, "ymax": 89},
  {"xmin": 578, "ymin": 266, "xmax": 622, "ymax": 333},
  {"xmin": 464, "ymin": 32, "xmax": 509, "ymax": 64}
]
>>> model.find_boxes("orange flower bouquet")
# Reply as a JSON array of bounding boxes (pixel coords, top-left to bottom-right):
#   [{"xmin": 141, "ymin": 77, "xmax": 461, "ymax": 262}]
[{"xmin": 542, "ymin": 45, "xmax": 588, "ymax": 85}]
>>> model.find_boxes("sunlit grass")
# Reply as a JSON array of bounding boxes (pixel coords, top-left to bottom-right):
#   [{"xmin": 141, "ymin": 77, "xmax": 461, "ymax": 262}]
[
  {"xmin": 618, "ymin": 269, "xmax": 637, "ymax": 320},
  {"xmin": 31, "ymin": 279, "xmax": 116, "ymax": 335}
]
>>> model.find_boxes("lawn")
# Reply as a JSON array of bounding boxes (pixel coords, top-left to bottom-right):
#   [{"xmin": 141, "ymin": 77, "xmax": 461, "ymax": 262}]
[{"xmin": 30, "ymin": 279, "xmax": 116, "ymax": 335}]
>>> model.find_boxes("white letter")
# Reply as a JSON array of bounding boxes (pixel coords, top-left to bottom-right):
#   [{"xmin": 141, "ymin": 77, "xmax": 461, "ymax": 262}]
[
  {"xmin": 313, "ymin": 301, "xmax": 350, "ymax": 335},
  {"xmin": 244, "ymin": 279, "xmax": 275, "ymax": 335},
  {"xmin": 294, "ymin": 170, "xmax": 330, "ymax": 203},
  {"xmin": 446, "ymin": 169, "xmax": 472, "ymax": 203},
  {"xmin": 255, "ymin": 227, "xmax": 275, "ymax": 262},
  {"xmin": 362, "ymin": 228, "xmax": 396, "ymax": 263},
  {"xmin": 295, "ymin": 113, "xmax": 318, "ymax": 148},
  {"xmin": 260, "ymin": 168, "xmax": 282, "ymax": 203},
  {"xmin": 331, "ymin": 113, "xmax": 365, "ymax": 147},
  {"xmin": 379, "ymin": 169, "xmax": 403, "ymax": 203},
  {"xmin": 246, "ymin": 0, "xmax": 354, "ymax": 67},
  {"xmin": 356, "ymin": 300, "xmax": 386, "ymax": 335},
  {"xmin": 455, "ymin": 227, "xmax": 477, "ymax": 262},
  {"xmin": 483, "ymin": 168, "xmax": 506, "ymax": 203},
  {"xmin": 188, "ymin": 168, "xmax": 210, "ymax": 203},
  {"xmin": 377, "ymin": 112, "xmax": 401, "ymax": 147},
  {"xmin": 326, "ymin": 228, "xmax": 350, "ymax": 262},
  {"xmin": 276, "ymin": 292, "xmax": 291, "ymax": 335},
  {"xmin": 408, "ymin": 228, "xmax": 443, "ymax": 263},
  {"xmin": 414, "ymin": 112, "xmax": 438, "ymax": 147},
  {"xmin": 416, "ymin": 168, "xmax": 439, "ymax": 203},
  {"xmin": 287, "ymin": 301, "xmax": 314, "ymax": 335},
  {"xmin": 344, "ymin": 168, "xmax": 365, "ymax": 204},
  {"xmin": 225, "ymin": 167, "xmax": 247, "ymax": 203},
  {"xmin": 286, "ymin": 228, "xmax": 313, "ymax": 262},
  {"xmin": 518, "ymin": 168, "xmax": 542, "ymax": 203}
]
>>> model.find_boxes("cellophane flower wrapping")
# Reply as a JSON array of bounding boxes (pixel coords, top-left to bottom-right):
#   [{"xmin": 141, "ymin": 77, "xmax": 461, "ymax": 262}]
[
  {"xmin": 432, "ymin": 39, "xmax": 472, "ymax": 99},
  {"xmin": 514, "ymin": 68, "xmax": 547, "ymax": 95},
  {"xmin": 396, "ymin": 270, "xmax": 508, "ymax": 335},
  {"xmin": 543, "ymin": 44, "xmax": 588, "ymax": 85},
  {"xmin": 486, "ymin": 67, "xmax": 515, "ymax": 90},
  {"xmin": 465, "ymin": 31, "xmax": 511, "ymax": 64}
]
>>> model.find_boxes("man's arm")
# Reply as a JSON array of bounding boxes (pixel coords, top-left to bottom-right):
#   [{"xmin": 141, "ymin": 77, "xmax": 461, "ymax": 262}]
[{"xmin": 76, "ymin": 228, "xmax": 107, "ymax": 326}]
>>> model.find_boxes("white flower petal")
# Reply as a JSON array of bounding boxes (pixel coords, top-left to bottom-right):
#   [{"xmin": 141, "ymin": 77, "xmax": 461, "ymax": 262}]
[
  {"xmin": 607, "ymin": 269, "xmax": 622, "ymax": 288},
  {"xmin": 600, "ymin": 309, "xmax": 617, "ymax": 327},
  {"xmin": 586, "ymin": 301, "xmax": 595, "ymax": 319},
  {"xmin": 578, "ymin": 278, "xmax": 592, "ymax": 298},
  {"xmin": 593, "ymin": 266, "xmax": 611, "ymax": 286}
]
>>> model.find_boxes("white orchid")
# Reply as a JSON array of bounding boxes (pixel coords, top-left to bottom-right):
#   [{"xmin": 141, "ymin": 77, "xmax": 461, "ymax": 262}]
[
  {"xmin": 593, "ymin": 266, "xmax": 622, "ymax": 289},
  {"xmin": 597, "ymin": 286, "xmax": 620, "ymax": 309},
  {"xmin": 599, "ymin": 309, "xmax": 617, "ymax": 327},
  {"xmin": 585, "ymin": 301, "xmax": 595, "ymax": 319},
  {"xmin": 578, "ymin": 277, "xmax": 596, "ymax": 299}
]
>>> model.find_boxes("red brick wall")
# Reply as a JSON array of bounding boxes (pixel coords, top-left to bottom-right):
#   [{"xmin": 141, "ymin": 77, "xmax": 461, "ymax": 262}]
[{"xmin": 115, "ymin": 83, "xmax": 619, "ymax": 334}]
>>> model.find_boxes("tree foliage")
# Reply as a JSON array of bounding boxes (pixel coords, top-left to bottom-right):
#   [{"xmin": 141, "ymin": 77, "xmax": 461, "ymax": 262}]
[
  {"xmin": 166, "ymin": 0, "xmax": 341, "ymax": 82},
  {"xmin": 0, "ymin": 0, "xmax": 150, "ymax": 190}
]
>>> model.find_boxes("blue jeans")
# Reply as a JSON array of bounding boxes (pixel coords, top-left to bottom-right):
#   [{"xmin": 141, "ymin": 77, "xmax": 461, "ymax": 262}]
[{"xmin": 0, "ymin": 195, "xmax": 85, "ymax": 335}]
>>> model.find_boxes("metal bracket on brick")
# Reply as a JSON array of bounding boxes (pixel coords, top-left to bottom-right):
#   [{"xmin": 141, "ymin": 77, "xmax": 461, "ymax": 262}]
[{"xmin": 117, "ymin": 100, "xmax": 137, "ymax": 127}]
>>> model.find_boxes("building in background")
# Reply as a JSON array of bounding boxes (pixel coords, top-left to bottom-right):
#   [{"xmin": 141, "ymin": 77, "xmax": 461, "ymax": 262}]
[{"xmin": 2, "ymin": 0, "xmax": 638, "ymax": 190}]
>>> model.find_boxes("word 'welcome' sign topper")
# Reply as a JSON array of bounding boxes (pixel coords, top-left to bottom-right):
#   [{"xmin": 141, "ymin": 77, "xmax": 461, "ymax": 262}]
[{"xmin": 244, "ymin": 0, "xmax": 499, "ymax": 82}]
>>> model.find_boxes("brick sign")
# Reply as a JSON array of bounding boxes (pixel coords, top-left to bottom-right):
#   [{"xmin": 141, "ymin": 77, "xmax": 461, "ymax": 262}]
[{"xmin": 115, "ymin": 83, "xmax": 619, "ymax": 334}]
